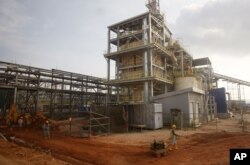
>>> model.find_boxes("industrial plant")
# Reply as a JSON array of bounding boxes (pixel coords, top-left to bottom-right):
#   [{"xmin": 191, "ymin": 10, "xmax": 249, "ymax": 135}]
[
  {"xmin": 1, "ymin": 1, "xmax": 250, "ymax": 164},
  {"xmin": 1, "ymin": 0, "xmax": 250, "ymax": 135}
]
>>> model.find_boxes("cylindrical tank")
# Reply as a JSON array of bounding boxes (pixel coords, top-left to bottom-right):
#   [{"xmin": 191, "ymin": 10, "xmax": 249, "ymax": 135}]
[{"xmin": 175, "ymin": 77, "xmax": 201, "ymax": 90}]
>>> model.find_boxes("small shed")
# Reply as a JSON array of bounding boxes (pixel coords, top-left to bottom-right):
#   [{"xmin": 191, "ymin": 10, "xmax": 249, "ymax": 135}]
[{"xmin": 151, "ymin": 87, "xmax": 205, "ymax": 128}]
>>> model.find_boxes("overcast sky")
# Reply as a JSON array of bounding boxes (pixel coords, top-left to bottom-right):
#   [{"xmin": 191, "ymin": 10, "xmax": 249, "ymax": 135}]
[{"xmin": 0, "ymin": 0, "xmax": 250, "ymax": 100}]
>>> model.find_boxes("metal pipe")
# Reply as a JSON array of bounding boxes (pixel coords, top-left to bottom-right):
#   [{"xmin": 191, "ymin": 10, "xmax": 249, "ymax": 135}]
[
  {"xmin": 181, "ymin": 51, "xmax": 184, "ymax": 77},
  {"xmin": 226, "ymin": 92, "xmax": 231, "ymax": 110}
]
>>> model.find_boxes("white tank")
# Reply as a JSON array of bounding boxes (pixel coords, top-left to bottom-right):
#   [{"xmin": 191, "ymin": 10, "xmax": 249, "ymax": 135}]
[{"xmin": 175, "ymin": 77, "xmax": 202, "ymax": 90}]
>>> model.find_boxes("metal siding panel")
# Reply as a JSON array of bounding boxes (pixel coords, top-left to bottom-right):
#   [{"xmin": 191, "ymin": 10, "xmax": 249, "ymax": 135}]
[
  {"xmin": 145, "ymin": 103, "xmax": 163, "ymax": 129},
  {"xmin": 210, "ymin": 88, "xmax": 227, "ymax": 113},
  {"xmin": 154, "ymin": 112, "xmax": 163, "ymax": 129}
]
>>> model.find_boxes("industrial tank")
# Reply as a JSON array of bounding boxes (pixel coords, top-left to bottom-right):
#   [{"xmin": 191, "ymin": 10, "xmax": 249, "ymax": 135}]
[{"xmin": 174, "ymin": 77, "xmax": 202, "ymax": 90}]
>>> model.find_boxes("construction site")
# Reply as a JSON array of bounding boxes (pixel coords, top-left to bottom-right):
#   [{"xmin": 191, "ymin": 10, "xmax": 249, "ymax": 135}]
[{"xmin": 1, "ymin": 0, "xmax": 250, "ymax": 165}]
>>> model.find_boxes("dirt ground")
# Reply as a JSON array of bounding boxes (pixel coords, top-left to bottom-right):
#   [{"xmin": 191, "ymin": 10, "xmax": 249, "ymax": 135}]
[
  {"xmin": 1, "ymin": 113, "xmax": 250, "ymax": 165},
  {"xmin": 0, "ymin": 139, "xmax": 69, "ymax": 165}
]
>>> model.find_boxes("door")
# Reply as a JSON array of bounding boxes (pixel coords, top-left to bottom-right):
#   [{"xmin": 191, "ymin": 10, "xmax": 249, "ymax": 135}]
[
  {"xmin": 194, "ymin": 103, "xmax": 199, "ymax": 125},
  {"xmin": 189, "ymin": 102, "xmax": 194, "ymax": 125}
]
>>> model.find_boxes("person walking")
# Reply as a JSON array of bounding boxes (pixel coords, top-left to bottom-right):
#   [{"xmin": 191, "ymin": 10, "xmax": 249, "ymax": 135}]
[
  {"xmin": 169, "ymin": 124, "xmax": 179, "ymax": 150},
  {"xmin": 43, "ymin": 120, "xmax": 51, "ymax": 139},
  {"xmin": 18, "ymin": 116, "xmax": 24, "ymax": 128}
]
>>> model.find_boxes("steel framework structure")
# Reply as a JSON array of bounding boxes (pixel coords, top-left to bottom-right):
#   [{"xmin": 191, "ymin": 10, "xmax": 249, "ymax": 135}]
[
  {"xmin": 104, "ymin": 0, "xmax": 195, "ymax": 104},
  {"xmin": 0, "ymin": 61, "xmax": 114, "ymax": 119}
]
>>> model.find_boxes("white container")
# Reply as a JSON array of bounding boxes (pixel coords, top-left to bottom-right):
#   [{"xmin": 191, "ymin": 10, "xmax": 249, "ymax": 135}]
[{"xmin": 146, "ymin": 103, "xmax": 163, "ymax": 129}]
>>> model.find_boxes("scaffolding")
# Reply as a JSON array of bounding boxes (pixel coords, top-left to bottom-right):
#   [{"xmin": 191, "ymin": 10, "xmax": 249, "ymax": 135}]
[
  {"xmin": 213, "ymin": 72, "xmax": 250, "ymax": 110},
  {"xmin": 102, "ymin": 0, "xmax": 230, "ymax": 129},
  {"xmin": 105, "ymin": 3, "xmax": 178, "ymax": 104},
  {"xmin": 0, "ymin": 61, "xmax": 115, "ymax": 119}
]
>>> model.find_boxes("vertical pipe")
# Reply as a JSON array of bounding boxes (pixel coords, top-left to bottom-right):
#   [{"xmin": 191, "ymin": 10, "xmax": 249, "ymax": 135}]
[
  {"xmin": 69, "ymin": 73, "xmax": 72, "ymax": 117},
  {"xmin": 35, "ymin": 73, "xmax": 40, "ymax": 112},
  {"xmin": 14, "ymin": 73, "xmax": 18, "ymax": 104},
  {"xmin": 226, "ymin": 92, "xmax": 231, "ymax": 110},
  {"xmin": 117, "ymin": 26, "xmax": 120, "ymax": 51},
  {"xmin": 148, "ymin": 14, "xmax": 153, "ymax": 99},
  {"xmin": 143, "ymin": 17, "xmax": 149, "ymax": 103},
  {"xmin": 107, "ymin": 59, "xmax": 110, "ymax": 104},
  {"xmin": 81, "ymin": 77, "xmax": 83, "ymax": 106},
  {"xmin": 149, "ymin": 50, "xmax": 153, "ymax": 98},
  {"xmin": 115, "ymin": 26, "xmax": 120, "ymax": 101},
  {"xmin": 150, "ymin": 81, "xmax": 154, "ymax": 97},
  {"xmin": 107, "ymin": 29, "xmax": 111, "ymax": 53},
  {"xmin": 163, "ymin": 16, "xmax": 166, "ymax": 46},
  {"xmin": 89, "ymin": 108, "xmax": 91, "ymax": 138},
  {"xmin": 107, "ymin": 28, "xmax": 111, "ymax": 104},
  {"xmin": 61, "ymin": 77, "xmax": 64, "ymax": 114},
  {"xmin": 181, "ymin": 51, "xmax": 184, "ymax": 77},
  {"xmin": 149, "ymin": 50, "xmax": 153, "ymax": 77},
  {"xmin": 148, "ymin": 14, "xmax": 152, "ymax": 44},
  {"xmin": 85, "ymin": 77, "xmax": 88, "ymax": 109},
  {"xmin": 50, "ymin": 70, "xmax": 54, "ymax": 117},
  {"xmin": 117, "ymin": 86, "xmax": 120, "ymax": 103},
  {"xmin": 115, "ymin": 59, "xmax": 118, "ymax": 79},
  {"xmin": 164, "ymin": 57, "xmax": 168, "ymax": 93},
  {"xmin": 26, "ymin": 67, "xmax": 31, "ymax": 113},
  {"xmin": 107, "ymin": 59, "xmax": 110, "ymax": 81},
  {"xmin": 238, "ymin": 84, "xmax": 241, "ymax": 101},
  {"xmin": 14, "ymin": 87, "xmax": 17, "ymax": 104}
]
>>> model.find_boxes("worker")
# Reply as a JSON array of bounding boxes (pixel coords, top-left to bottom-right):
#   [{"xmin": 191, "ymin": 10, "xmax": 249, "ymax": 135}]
[
  {"xmin": 169, "ymin": 124, "xmax": 179, "ymax": 150},
  {"xmin": 18, "ymin": 116, "xmax": 24, "ymax": 128},
  {"xmin": 43, "ymin": 120, "xmax": 51, "ymax": 139}
]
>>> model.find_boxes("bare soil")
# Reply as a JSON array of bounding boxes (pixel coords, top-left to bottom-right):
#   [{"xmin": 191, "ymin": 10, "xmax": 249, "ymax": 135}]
[
  {"xmin": 0, "ymin": 140, "xmax": 69, "ymax": 165},
  {"xmin": 1, "ymin": 114, "xmax": 250, "ymax": 165}
]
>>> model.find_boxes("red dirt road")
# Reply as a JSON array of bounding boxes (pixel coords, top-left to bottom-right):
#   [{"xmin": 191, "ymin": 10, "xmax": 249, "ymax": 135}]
[
  {"xmin": 2, "ymin": 130, "xmax": 250, "ymax": 165},
  {"xmin": 1, "ymin": 117, "xmax": 250, "ymax": 165}
]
